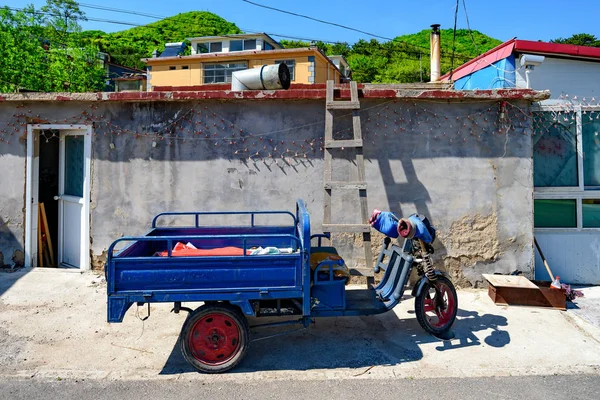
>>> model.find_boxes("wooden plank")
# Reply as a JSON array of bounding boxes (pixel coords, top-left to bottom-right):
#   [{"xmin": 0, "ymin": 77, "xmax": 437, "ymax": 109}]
[
  {"xmin": 324, "ymin": 109, "xmax": 334, "ymax": 141},
  {"xmin": 324, "ymin": 181, "xmax": 367, "ymax": 190},
  {"xmin": 37, "ymin": 205, "xmax": 43, "ymax": 268},
  {"xmin": 362, "ymin": 232, "xmax": 373, "ymax": 270},
  {"xmin": 324, "ymin": 139, "xmax": 363, "ymax": 148},
  {"xmin": 323, "ymin": 188, "xmax": 332, "ymax": 225},
  {"xmin": 39, "ymin": 203, "xmax": 55, "ymax": 266},
  {"xmin": 322, "ymin": 224, "xmax": 371, "ymax": 233},
  {"xmin": 352, "ymin": 111, "xmax": 362, "ymax": 140},
  {"xmin": 482, "ymin": 274, "xmax": 538, "ymax": 289},
  {"xmin": 326, "ymin": 101, "xmax": 361, "ymax": 110},
  {"xmin": 349, "ymin": 81, "xmax": 359, "ymax": 103},
  {"xmin": 326, "ymin": 80, "xmax": 334, "ymax": 104}
]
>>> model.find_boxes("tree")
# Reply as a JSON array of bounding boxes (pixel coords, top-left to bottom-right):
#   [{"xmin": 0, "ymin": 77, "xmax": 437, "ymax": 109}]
[
  {"xmin": 0, "ymin": 1, "xmax": 105, "ymax": 92},
  {"xmin": 551, "ymin": 33, "xmax": 600, "ymax": 47}
]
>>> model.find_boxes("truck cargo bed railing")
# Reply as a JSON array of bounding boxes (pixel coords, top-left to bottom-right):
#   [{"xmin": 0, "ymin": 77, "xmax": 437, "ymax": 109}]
[
  {"xmin": 151, "ymin": 210, "xmax": 297, "ymax": 229},
  {"xmin": 108, "ymin": 234, "xmax": 302, "ymax": 258}
]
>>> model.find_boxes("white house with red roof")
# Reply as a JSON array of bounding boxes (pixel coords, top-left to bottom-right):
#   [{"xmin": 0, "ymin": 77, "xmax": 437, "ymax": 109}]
[{"xmin": 443, "ymin": 39, "xmax": 600, "ymax": 285}]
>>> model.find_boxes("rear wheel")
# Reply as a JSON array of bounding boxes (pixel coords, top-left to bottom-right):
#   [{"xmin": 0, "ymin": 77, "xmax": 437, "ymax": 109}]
[
  {"xmin": 414, "ymin": 275, "xmax": 458, "ymax": 336},
  {"xmin": 180, "ymin": 303, "xmax": 249, "ymax": 373}
]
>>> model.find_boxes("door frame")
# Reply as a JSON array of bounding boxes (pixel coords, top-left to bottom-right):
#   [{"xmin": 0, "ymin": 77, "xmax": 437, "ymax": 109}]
[{"xmin": 25, "ymin": 124, "xmax": 92, "ymax": 270}]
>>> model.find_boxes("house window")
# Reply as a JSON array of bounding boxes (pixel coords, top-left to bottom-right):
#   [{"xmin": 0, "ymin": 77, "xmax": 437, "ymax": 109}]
[
  {"xmin": 534, "ymin": 108, "xmax": 600, "ymax": 229},
  {"xmin": 583, "ymin": 112, "xmax": 600, "ymax": 187},
  {"xmin": 203, "ymin": 62, "xmax": 248, "ymax": 83},
  {"xmin": 197, "ymin": 42, "xmax": 223, "ymax": 53},
  {"xmin": 197, "ymin": 43, "xmax": 208, "ymax": 54},
  {"xmin": 230, "ymin": 40, "xmax": 243, "ymax": 52},
  {"xmin": 182, "ymin": 65, "xmax": 189, "ymax": 70},
  {"xmin": 275, "ymin": 60, "xmax": 295, "ymax": 81},
  {"xmin": 534, "ymin": 199, "xmax": 577, "ymax": 228},
  {"xmin": 229, "ymin": 39, "xmax": 257, "ymax": 52},
  {"xmin": 209, "ymin": 42, "xmax": 222, "ymax": 53},
  {"xmin": 264, "ymin": 42, "xmax": 274, "ymax": 50},
  {"xmin": 169, "ymin": 66, "xmax": 176, "ymax": 70}
]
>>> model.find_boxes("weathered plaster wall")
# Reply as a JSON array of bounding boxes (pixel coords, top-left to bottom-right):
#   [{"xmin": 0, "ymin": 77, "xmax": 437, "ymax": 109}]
[
  {"xmin": 0, "ymin": 105, "xmax": 26, "ymax": 267},
  {"xmin": 0, "ymin": 97, "xmax": 534, "ymax": 286}
]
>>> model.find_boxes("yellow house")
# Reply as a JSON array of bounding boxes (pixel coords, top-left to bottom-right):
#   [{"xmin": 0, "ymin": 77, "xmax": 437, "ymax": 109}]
[{"xmin": 142, "ymin": 33, "xmax": 349, "ymax": 90}]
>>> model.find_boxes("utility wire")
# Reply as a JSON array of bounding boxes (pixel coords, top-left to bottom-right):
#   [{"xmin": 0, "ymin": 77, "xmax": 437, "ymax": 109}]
[
  {"xmin": 461, "ymin": 0, "xmax": 477, "ymax": 54},
  {"xmin": 449, "ymin": 0, "xmax": 459, "ymax": 81},
  {"xmin": 241, "ymin": 0, "xmax": 475, "ymax": 61},
  {"xmin": 241, "ymin": 0, "xmax": 395, "ymax": 42},
  {"xmin": 5, "ymin": 6, "xmax": 465, "ymax": 62},
  {"xmin": 78, "ymin": 3, "xmax": 165, "ymax": 19},
  {"xmin": 459, "ymin": 0, "xmax": 519, "ymax": 75}
]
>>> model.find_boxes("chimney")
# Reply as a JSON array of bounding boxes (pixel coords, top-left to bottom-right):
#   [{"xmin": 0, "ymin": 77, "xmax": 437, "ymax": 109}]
[{"xmin": 430, "ymin": 24, "xmax": 441, "ymax": 82}]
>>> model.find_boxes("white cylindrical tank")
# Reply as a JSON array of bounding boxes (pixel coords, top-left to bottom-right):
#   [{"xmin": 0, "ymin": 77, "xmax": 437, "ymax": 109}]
[{"xmin": 231, "ymin": 63, "xmax": 291, "ymax": 91}]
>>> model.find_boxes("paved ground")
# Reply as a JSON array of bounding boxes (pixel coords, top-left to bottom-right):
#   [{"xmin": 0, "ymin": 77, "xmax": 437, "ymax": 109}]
[
  {"xmin": 0, "ymin": 268, "xmax": 599, "ymax": 383},
  {"xmin": 2, "ymin": 375, "xmax": 600, "ymax": 400}
]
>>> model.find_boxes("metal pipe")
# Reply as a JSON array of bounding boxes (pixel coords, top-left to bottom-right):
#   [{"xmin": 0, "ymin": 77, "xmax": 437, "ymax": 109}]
[
  {"xmin": 231, "ymin": 63, "xmax": 291, "ymax": 91},
  {"xmin": 430, "ymin": 24, "xmax": 441, "ymax": 82}
]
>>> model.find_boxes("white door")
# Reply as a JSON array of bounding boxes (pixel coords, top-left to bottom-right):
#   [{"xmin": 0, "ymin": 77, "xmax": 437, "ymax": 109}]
[
  {"xmin": 25, "ymin": 125, "xmax": 91, "ymax": 270},
  {"xmin": 58, "ymin": 131, "xmax": 86, "ymax": 268}
]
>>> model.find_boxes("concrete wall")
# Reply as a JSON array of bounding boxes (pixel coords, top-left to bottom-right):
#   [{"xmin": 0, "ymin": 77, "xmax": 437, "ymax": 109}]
[{"xmin": 0, "ymin": 98, "xmax": 534, "ymax": 286}]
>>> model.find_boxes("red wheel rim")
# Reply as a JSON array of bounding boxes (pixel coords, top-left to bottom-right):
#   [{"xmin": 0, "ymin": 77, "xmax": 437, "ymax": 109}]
[
  {"xmin": 423, "ymin": 281, "xmax": 456, "ymax": 328},
  {"xmin": 188, "ymin": 313, "xmax": 241, "ymax": 366}
]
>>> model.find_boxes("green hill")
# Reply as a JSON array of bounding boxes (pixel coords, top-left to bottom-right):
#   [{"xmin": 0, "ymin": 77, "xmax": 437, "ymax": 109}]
[
  {"xmin": 396, "ymin": 28, "xmax": 503, "ymax": 62},
  {"xmin": 281, "ymin": 29, "xmax": 501, "ymax": 83},
  {"xmin": 83, "ymin": 12, "xmax": 241, "ymax": 68},
  {"xmin": 84, "ymin": 12, "xmax": 501, "ymax": 82}
]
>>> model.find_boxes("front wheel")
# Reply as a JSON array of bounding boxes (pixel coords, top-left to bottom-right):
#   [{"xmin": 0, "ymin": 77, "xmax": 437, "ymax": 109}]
[
  {"xmin": 180, "ymin": 303, "xmax": 249, "ymax": 373},
  {"xmin": 414, "ymin": 275, "xmax": 458, "ymax": 336}
]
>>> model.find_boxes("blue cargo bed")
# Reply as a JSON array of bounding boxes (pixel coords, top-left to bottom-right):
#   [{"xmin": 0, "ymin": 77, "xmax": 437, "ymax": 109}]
[{"xmin": 106, "ymin": 201, "xmax": 311, "ymax": 322}]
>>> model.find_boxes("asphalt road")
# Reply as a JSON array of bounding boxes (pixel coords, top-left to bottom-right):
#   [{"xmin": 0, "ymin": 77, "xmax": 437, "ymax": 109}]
[{"xmin": 1, "ymin": 375, "xmax": 599, "ymax": 400}]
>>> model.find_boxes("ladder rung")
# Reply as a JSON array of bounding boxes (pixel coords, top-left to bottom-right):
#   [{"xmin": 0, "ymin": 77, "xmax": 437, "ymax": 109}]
[
  {"xmin": 322, "ymin": 224, "xmax": 371, "ymax": 233},
  {"xmin": 324, "ymin": 181, "xmax": 367, "ymax": 190},
  {"xmin": 325, "ymin": 139, "xmax": 363, "ymax": 148},
  {"xmin": 326, "ymin": 101, "xmax": 361, "ymax": 110}
]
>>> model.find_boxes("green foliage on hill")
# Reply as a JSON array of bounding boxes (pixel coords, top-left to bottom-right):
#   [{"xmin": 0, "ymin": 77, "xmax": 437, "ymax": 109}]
[
  {"xmin": 282, "ymin": 29, "xmax": 502, "ymax": 83},
  {"xmin": 83, "ymin": 12, "xmax": 241, "ymax": 68},
  {"xmin": 0, "ymin": 1, "xmax": 504, "ymax": 92}
]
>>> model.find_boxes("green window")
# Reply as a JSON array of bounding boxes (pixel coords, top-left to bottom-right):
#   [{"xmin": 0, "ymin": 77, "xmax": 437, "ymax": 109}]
[{"xmin": 534, "ymin": 199, "xmax": 577, "ymax": 228}]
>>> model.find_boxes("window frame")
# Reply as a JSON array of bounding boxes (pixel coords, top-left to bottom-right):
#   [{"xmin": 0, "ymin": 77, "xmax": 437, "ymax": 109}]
[
  {"xmin": 202, "ymin": 61, "xmax": 248, "ymax": 84},
  {"xmin": 533, "ymin": 103, "xmax": 600, "ymax": 232},
  {"xmin": 275, "ymin": 59, "xmax": 295, "ymax": 81}
]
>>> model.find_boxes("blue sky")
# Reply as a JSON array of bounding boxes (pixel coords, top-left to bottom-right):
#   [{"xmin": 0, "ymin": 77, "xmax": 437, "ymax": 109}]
[{"xmin": 6, "ymin": 0, "xmax": 600, "ymax": 45}]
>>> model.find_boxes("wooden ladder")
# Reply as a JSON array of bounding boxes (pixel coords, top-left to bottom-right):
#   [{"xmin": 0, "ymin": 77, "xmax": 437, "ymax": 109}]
[{"xmin": 322, "ymin": 80, "xmax": 373, "ymax": 276}]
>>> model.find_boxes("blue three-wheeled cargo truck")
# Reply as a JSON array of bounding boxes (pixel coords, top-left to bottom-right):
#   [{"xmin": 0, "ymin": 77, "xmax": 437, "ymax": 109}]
[{"xmin": 106, "ymin": 199, "xmax": 457, "ymax": 373}]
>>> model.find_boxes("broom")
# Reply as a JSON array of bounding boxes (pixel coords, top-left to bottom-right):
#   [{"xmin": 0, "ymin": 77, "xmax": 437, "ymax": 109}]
[{"xmin": 534, "ymin": 237, "xmax": 562, "ymax": 289}]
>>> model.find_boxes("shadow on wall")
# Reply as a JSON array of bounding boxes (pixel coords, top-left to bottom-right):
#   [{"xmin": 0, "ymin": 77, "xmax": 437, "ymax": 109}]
[
  {"xmin": 158, "ymin": 306, "xmax": 509, "ymax": 374},
  {"xmin": 0, "ymin": 216, "xmax": 27, "ymax": 297},
  {"xmin": 0, "ymin": 100, "xmax": 531, "ymax": 272}
]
